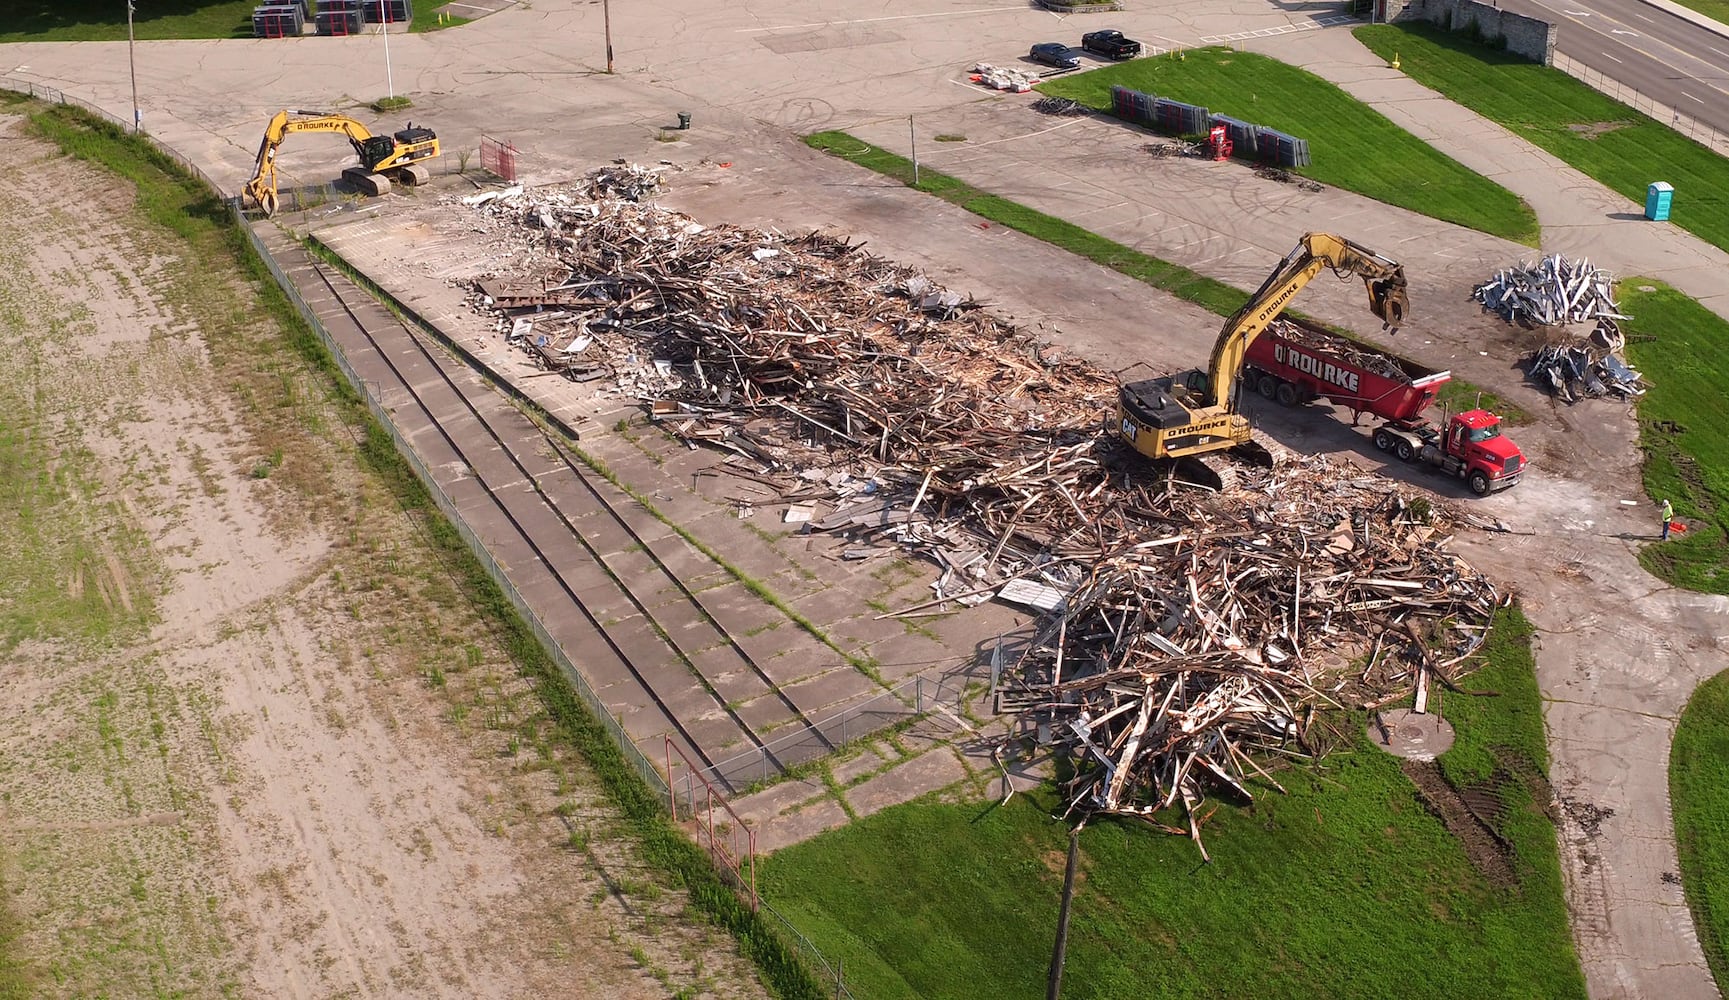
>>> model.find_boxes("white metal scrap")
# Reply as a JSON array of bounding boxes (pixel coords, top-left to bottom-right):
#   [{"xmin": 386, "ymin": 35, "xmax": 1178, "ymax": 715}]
[{"xmin": 1472, "ymin": 254, "xmax": 1627, "ymax": 327}]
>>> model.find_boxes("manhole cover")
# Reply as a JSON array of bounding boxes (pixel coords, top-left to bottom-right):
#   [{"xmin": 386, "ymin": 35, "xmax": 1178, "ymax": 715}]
[{"xmin": 1367, "ymin": 708, "xmax": 1455, "ymax": 761}]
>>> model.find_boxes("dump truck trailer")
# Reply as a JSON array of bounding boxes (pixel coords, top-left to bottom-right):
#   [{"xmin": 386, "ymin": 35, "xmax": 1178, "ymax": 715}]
[{"xmin": 1243, "ymin": 319, "xmax": 1526, "ymax": 495}]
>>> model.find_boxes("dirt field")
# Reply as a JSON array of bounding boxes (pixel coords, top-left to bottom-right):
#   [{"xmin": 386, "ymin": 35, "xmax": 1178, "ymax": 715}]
[{"xmin": 0, "ymin": 110, "xmax": 763, "ymax": 999}]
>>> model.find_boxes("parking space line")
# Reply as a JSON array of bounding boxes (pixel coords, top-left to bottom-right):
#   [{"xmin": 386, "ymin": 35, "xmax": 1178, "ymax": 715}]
[{"xmin": 737, "ymin": 6, "xmax": 1026, "ymax": 33}]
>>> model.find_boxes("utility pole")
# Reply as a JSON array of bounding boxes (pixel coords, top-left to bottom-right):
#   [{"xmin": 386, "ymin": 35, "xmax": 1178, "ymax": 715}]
[
  {"xmin": 602, "ymin": 0, "xmax": 614, "ymax": 74},
  {"xmin": 909, "ymin": 115, "xmax": 919, "ymax": 185},
  {"xmin": 126, "ymin": 0, "xmax": 141, "ymax": 132},
  {"xmin": 382, "ymin": 0, "xmax": 395, "ymax": 99},
  {"xmin": 1046, "ymin": 828, "xmax": 1081, "ymax": 1000}
]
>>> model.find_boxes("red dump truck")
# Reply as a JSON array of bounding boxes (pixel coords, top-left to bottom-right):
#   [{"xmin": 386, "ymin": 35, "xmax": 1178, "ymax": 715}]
[{"xmin": 1244, "ymin": 320, "xmax": 1526, "ymax": 495}]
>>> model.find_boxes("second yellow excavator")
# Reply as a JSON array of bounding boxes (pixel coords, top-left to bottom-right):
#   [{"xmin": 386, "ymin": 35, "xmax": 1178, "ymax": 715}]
[
  {"xmin": 1115, "ymin": 232, "xmax": 1409, "ymax": 482},
  {"xmin": 243, "ymin": 110, "xmax": 441, "ymax": 216}
]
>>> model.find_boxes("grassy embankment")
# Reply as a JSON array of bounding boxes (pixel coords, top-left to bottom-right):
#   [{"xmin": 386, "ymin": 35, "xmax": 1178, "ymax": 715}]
[
  {"xmin": 1036, "ymin": 46, "xmax": 1539, "ymax": 245},
  {"xmin": 10, "ymin": 93, "xmax": 826, "ymax": 999},
  {"xmin": 804, "ymin": 132, "xmax": 1530, "ymax": 423},
  {"xmin": 0, "ymin": 0, "xmax": 460, "ymax": 42},
  {"xmin": 762, "ymin": 609, "xmax": 1581, "ymax": 999},
  {"xmin": 1617, "ymin": 281, "xmax": 1729, "ymax": 593},
  {"xmin": 1635, "ymin": 276, "xmax": 1729, "ymax": 987},
  {"xmin": 1355, "ymin": 23, "xmax": 1729, "ymax": 255},
  {"xmin": 1673, "ymin": 672, "xmax": 1729, "ymax": 991}
]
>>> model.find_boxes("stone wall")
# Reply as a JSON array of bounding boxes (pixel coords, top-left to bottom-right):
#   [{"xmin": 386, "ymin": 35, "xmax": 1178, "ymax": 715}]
[{"xmin": 1382, "ymin": 0, "xmax": 1558, "ymax": 65}]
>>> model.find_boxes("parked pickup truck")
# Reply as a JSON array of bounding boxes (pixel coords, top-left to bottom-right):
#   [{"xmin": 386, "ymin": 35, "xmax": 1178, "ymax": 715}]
[
  {"xmin": 1244, "ymin": 319, "xmax": 1527, "ymax": 495},
  {"xmin": 1081, "ymin": 30, "xmax": 1142, "ymax": 60}
]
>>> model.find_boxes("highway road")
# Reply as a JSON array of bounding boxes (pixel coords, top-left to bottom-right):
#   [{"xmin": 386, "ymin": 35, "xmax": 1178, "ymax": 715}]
[{"xmin": 1498, "ymin": 0, "xmax": 1729, "ymax": 136}]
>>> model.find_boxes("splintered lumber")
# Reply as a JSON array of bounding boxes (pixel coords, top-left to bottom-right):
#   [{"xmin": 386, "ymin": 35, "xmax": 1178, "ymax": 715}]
[{"xmin": 454, "ymin": 171, "xmax": 1511, "ymax": 860}]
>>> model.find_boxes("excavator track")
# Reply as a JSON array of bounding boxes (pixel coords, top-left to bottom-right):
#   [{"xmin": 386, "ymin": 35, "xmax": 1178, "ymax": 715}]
[{"xmin": 341, "ymin": 167, "xmax": 392, "ymax": 197}]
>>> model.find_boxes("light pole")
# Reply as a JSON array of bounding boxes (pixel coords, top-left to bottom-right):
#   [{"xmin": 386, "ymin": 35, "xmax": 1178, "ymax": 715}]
[
  {"xmin": 602, "ymin": 0, "xmax": 614, "ymax": 74},
  {"xmin": 381, "ymin": 0, "xmax": 395, "ymax": 100},
  {"xmin": 126, "ymin": 0, "xmax": 141, "ymax": 132}
]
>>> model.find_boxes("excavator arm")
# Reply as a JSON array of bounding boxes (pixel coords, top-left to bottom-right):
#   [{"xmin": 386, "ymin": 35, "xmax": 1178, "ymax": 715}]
[
  {"xmin": 244, "ymin": 111, "xmax": 378, "ymax": 217},
  {"xmin": 1203, "ymin": 233, "xmax": 1407, "ymax": 410},
  {"xmin": 242, "ymin": 110, "xmax": 438, "ymax": 216}
]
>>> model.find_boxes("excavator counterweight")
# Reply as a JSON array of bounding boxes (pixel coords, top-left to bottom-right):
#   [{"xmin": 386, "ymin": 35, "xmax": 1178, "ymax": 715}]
[{"xmin": 243, "ymin": 110, "xmax": 442, "ymax": 216}]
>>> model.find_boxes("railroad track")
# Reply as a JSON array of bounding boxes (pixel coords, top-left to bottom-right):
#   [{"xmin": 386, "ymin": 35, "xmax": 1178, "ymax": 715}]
[{"xmin": 294, "ymin": 252, "xmax": 840, "ymax": 791}]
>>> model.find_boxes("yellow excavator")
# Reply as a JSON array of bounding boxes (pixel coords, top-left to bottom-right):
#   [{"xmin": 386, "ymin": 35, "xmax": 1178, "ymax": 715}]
[
  {"xmin": 243, "ymin": 110, "xmax": 441, "ymax": 216},
  {"xmin": 1115, "ymin": 232, "xmax": 1408, "ymax": 481}
]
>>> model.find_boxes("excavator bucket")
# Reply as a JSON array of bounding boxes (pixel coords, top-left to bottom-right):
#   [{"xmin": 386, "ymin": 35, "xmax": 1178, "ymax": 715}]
[{"xmin": 1368, "ymin": 277, "xmax": 1409, "ymax": 332}]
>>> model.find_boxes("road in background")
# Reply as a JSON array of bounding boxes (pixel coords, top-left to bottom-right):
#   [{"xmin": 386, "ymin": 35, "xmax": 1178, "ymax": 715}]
[{"xmin": 1501, "ymin": 0, "xmax": 1729, "ymax": 134}]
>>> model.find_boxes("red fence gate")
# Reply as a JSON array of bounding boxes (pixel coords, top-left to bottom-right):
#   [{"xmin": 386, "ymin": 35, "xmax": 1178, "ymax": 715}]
[
  {"xmin": 666, "ymin": 737, "xmax": 757, "ymax": 909},
  {"xmin": 480, "ymin": 135, "xmax": 518, "ymax": 182}
]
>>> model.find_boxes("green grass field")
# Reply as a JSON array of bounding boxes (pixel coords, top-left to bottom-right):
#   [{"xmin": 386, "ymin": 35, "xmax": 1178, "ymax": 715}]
[
  {"xmin": 1616, "ymin": 281, "xmax": 1729, "ymax": 593},
  {"xmin": 0, "ymin": 0, "xmax": 457, "ymax": 42},
  {"xmin": 1355, "ymin": 23, "xmax": 1729, "ymax": 255},
  {"xmin": 1672, "ymin": 669, "xmax": 1729, "ymax": 991},
  {"xmin": 1667, "ymin": 0, "xmax": 1729, "ymax": 25},
  {"xmin": 1034, "ymin": 47, "xmax": 1538, "ymax": 245},
  {"xmin": 761, "ymin": 609, "xmax": 1583, "ymax": 1000}
]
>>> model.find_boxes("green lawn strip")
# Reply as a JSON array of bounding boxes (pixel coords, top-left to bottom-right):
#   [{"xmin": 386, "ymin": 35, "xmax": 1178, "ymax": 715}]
[
  {"xmin": 806, "ymin": 130, "xmax": 1527, "ymax": 422},
  {"xmin": 1671, "ymin": 669, "xmax": 1729, "ymax": 989},
  {"xmin": 761, "ymin": 608, "xmax": 1582, "ymax": 1000},
  {"xmin": 1, "ymin": 0, "xmax": 455, "ymax": 42},
  {"xmin": 1669, "ymin": 0, "xmax": 1729, "ymax": 23},
  {"xmin": 21, "ymin": 96, "xmax": 826, "ymax": 1000},
  {"xmin": 1615, "ymin": 280, "xmax": 1729, "ymax": 593},
  {"xmin": 1034, "ymin": 47, "xmax": 1538, "ymax": 245},
  {"xmin": 1355, "ymin": 23, "xmax": 1729, "ymax": 254}
]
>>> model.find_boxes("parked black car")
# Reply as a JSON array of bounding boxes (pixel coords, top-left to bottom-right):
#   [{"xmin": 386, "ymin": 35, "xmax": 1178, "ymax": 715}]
[
  {"xmin": 1081, "ymin": 29, "xmax": 1142, "ymax": 60},
  {"xmin": 1029, "ymin": 42, "xmax": 1082, "ymax": 70}
]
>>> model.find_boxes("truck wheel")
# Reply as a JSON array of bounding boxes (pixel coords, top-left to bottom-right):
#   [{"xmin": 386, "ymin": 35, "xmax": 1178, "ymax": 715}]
[
  {"xmin": 1395, "ymin": 439, "xmax": 1414, "ymax": 462},
  {"xmin": 1258, "ymin": 375, "xmax": 1277, "ymax": 400},
  {"xmin": 1468, "ymin": 470, "xmax": 1492, "ymax": 496},
  {"xmin": 1275, "ymin": 383, "xmax": 1298, "ymax": 407},
  {"xmin": 1373, "ymin": 429, "xmax": 1394, "ymax": 452}
]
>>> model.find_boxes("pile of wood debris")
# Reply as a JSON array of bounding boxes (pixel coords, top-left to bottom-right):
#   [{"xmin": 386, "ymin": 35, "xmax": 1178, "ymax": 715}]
[{"xmin": 455, "ymin": 176, "xmax": 1508, "ymax": 855}]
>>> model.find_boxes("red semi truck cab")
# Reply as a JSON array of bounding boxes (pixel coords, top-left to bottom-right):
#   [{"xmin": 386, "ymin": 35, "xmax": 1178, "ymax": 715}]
[{"xmin": 1244, "ymin": 322, "xmax": 1526, "ymax": 496}]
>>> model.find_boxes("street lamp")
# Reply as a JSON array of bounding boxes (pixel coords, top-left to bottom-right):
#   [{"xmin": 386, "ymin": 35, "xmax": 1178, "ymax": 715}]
[{"xmin": 127, "ymin": 0, "xmax": 141, "ymax": 132}]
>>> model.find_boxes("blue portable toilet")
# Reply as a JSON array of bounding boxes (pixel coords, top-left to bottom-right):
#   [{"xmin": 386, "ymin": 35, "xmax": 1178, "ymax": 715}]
[{"xmin": 1645, "ymin": 182, "xmax": 1674, "ymax": 221}]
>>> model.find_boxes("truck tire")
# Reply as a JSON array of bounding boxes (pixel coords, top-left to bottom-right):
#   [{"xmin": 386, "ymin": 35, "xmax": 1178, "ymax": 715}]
[
  {"xmin": 1468, "ymin": 470, "xmax": 1492, "ymax": 496},
  {"xmin": 1395, "ymin": 438, "xmax": 1414, "ymax": 462},
  {"xmin": 1275, "ymin": 382, "xmax": 1298, "ymax": 407},
  {"xmin": 1258, "ymin": 375, "xmax": 1278, "ymax": 400},
  {"xmin": 1373, "ymin": 429, "xmax": 1394, "ymax": 452}
]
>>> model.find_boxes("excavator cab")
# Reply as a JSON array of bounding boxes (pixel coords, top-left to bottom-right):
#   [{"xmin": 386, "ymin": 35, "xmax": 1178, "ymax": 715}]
[{"xmin": 359, "ymin": 135, "xmax": 398, "ymax": 171}]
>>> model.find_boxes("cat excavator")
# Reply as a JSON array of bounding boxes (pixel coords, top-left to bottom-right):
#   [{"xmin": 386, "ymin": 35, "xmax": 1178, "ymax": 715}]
[
  {"xmin": 1114, "ymin": 232, "xmax": 1409, "ymax": 486},
  {"xmin": 242, "ymin": 110, "xmax": 441, "ymax": 216}
]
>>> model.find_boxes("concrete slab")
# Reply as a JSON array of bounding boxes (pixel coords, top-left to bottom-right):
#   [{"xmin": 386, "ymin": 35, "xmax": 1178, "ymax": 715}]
[{"xmin": 844, "ymin": 748, "xmax": 970, "ymax": 820}]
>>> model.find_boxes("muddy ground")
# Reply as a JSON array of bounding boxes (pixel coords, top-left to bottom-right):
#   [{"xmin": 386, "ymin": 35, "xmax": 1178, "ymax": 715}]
[{"xmin": 0, "ymin": 111, "xmax": 762, "ymax": 998}]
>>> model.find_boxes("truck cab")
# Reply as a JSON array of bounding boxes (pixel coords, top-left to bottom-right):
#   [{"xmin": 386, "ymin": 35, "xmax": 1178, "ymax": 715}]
[{"xmin": 1432, "ymin": 410, "xmax": 1525, "ymax": 495}]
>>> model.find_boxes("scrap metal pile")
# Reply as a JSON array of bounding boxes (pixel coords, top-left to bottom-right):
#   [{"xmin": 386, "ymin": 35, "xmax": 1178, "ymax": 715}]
[
  {"xmin": 1473, "ymin": 254, "xmax": 1623, "ymax": 327},
  {"xmin": 1474, "ymin": 255, "xmax": 1647, "ymax": 402},
  {"xmin": 456, "ymin": 176, "xmax": 1507, "ymax": 855}
]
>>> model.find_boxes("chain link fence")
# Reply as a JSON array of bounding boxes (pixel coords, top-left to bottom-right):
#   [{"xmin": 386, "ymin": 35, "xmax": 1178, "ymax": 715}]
[{"xmin": 1549, "ymin": 52, "xmax": 1728, "ymax": 157}]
